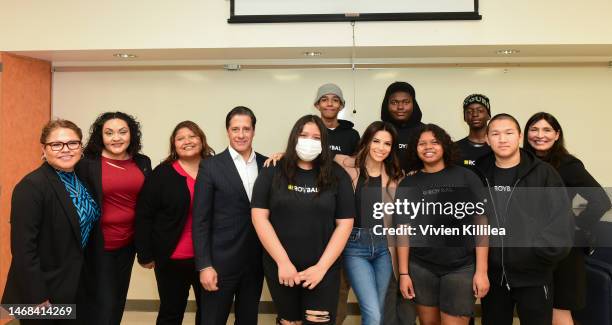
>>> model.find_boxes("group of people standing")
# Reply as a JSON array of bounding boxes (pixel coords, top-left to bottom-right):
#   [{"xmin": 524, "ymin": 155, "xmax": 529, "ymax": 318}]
[{"xmin": 2, "ymin": 80, "xmax": 610, "ymax": 325}]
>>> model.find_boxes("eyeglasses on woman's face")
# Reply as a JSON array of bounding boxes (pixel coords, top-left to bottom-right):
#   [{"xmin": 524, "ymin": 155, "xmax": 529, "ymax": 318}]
[{"xmin": 44, "ymin": 141, "xmax": 82, "ymax": 151}]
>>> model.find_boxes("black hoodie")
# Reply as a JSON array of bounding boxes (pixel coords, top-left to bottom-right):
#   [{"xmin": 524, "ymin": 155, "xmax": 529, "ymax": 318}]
[
  {"xmin": 476, "ymin": 149, "xmax": 574, "ymax": 288},
  {"xmin": 327, "ymin": 119, "xmax": 360, "ymax": 156},
  {"xmin": 380, "ymin": 81, "xmax": 424, "ymax": 171}
]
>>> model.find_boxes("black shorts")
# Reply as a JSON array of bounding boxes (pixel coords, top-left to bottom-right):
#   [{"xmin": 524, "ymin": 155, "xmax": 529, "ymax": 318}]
[
  {"xmin": 553, "ymin": 247, "xmax": 586, "ymax": 310},
  {"xmin": 409, "ymin": 260, "xmax": 475, "ymax": 317},
  {"xmin": 263, "ymin": 257, "xmax": 340, "ymax": 323}
]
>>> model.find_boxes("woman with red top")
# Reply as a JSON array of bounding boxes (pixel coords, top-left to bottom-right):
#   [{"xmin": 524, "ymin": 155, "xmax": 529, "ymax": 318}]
[
  {"xmin": 78, "ymin": 111, "xmax": 152, "ymax": 325},
  {"xmin": 135, "ymin": 121, "xmax": 214, "ymax": 325}
]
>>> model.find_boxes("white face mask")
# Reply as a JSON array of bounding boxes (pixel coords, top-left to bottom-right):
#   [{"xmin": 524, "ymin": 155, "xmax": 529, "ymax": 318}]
[{"xmin": 295, "ymin": 138, "xmax": 322, "ymax": 162}]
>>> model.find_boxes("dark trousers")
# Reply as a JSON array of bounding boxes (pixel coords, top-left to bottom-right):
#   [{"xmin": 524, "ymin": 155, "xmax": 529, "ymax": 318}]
[
  {"xmin": 482, "ymin": 283, "xmax": 553, "ymax": 325},
  {"xmin": 200, "ymin": 267, "xmax": 263, "ymax": 325},
  {"xmin": 382, "ymin": 275, "xmax": 417, "ymax": 325},
  {"xmin": 154, "ymin": 258, "xmax": 202, "ymax": 325},
  {"xmin": 91, "ymin": 244, "xmax": 135, "ymax": 325}
]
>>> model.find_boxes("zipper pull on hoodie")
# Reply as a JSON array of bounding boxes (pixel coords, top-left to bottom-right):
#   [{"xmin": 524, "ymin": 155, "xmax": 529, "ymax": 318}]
[{"xmin": 503, "ymin": 273, "xmax": 511, "ymax": 291}]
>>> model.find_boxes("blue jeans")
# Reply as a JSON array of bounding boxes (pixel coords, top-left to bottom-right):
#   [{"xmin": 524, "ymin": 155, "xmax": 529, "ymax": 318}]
[{"xmin": 343, "ymin": 228, "xmax": 393, "ymax": 325}]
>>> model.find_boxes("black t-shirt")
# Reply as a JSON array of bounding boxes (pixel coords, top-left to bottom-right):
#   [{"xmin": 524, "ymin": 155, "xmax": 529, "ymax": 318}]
[
  {"xmin": 327, "ymin": 127, "xmax": 360, "ymax": 156},
  {"xmin": 455, "ymin": 137, "xmax": 492, "ymax": 168},
  {"xmin": 492, "ymin": 165, "xmax": 519, "ymax": 220},
  {"xmin": 355, "ymin": 174, "xmax": 383, "ymax": 229},
  {"xmin": 251, "ymin": 163, "xmax": 355, "ymax": 270},
  {"xmin": 396, "ymin": 165, "xmax": 485, "ymax": 272},
  {"xmin": 493, "ymin": 165, "xmax": 518, "ymax": 187},
  {"xmin": 395, "ymin": 126, "xmax": 420, "ymax": 172}
]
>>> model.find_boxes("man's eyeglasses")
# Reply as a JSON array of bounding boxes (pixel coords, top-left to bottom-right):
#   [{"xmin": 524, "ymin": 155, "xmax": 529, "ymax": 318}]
[{"xmin": 44, "ymin": 141, "xmax": 82, "ymax": 151}]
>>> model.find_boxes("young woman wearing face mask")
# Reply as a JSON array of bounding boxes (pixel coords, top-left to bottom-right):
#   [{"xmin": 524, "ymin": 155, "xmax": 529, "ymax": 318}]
[
  {"xmin": 332, "ymin": 121, "xmax": 404, "ymax": 325},
  {"xmin": 251, "ymin": 115, "xmax": 355, "ymax": 325},
  {"xmin": 395, "ymin": 124, "xmax": 489, "ymax": 325},
  {"xmin": 524, "ymin": 112, "xmax": 611, "ymax": 325},
  {"xmin": 77, "ymin": 111, "xmax": 152, "ymax": 325}
]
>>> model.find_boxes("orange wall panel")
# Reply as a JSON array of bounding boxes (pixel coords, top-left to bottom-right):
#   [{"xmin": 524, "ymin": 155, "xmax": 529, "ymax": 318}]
[{"xmin": 0, "ymin": 53, "xmax": 51, "ymax": 320}]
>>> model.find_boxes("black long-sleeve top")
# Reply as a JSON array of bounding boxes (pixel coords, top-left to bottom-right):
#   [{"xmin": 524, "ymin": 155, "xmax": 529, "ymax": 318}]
[{"xmin": 555, "ymin": 154, "xmax": 611, "ymax": 231}]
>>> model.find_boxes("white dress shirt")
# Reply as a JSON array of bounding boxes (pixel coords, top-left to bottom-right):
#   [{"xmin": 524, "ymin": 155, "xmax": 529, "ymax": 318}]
[{"xmin": 228, "ymin": 146, "xmax": 258, "ymax": 201}]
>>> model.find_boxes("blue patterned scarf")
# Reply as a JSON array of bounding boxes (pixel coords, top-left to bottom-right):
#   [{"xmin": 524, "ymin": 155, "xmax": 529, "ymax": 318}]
[{"xmin": 56, "ymin": 170, "xmax": 101, "ymax": 248}]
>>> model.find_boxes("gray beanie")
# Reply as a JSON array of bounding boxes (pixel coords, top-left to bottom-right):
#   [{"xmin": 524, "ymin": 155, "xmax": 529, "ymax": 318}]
[{"xmin": 314, "ymin": 83, "xmax": 345, "ymax": 106}]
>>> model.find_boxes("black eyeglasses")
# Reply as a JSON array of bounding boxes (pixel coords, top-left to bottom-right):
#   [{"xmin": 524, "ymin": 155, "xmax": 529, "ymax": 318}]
[{"xmin": 44, "ymin": 141, "xmax": 82, "ymax": 151}]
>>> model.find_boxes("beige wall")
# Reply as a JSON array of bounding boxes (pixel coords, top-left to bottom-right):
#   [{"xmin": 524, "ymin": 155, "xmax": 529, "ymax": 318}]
[
  {"xmin": 52, "ymin": 67, "xmax": 612, "ymax": 184},
  {"xmin": 2, "ymin": 0, "xmax": 612, "ymax": 51},
  {"xmin": 51, "ymin": 66, "xmax": 612, "ymax": 300}
]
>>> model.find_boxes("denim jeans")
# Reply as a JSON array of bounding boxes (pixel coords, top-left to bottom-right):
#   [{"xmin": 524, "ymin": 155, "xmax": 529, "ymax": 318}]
[{"xmin": 343, "ymin": 228, "xmax": 393, "ymax": 325}]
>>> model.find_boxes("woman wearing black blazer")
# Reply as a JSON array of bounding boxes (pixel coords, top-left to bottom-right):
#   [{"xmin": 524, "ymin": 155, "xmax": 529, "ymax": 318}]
[
  {"xmin": 135, "ymin": 121, "xmax": 214, "ymax": 325},
  {"xmin": 76, "ymin": 112, "xmax": 151, "ymax": 325},
  {"xmin": 2, "ymin": 119, "xmax": 100, "ymax": 324}
]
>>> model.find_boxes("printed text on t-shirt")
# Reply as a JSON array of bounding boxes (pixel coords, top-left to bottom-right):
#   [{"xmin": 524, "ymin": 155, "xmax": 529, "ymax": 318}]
[{"xmin": 287, "ymin": 184, "xmax": 319, "ymax": 193}]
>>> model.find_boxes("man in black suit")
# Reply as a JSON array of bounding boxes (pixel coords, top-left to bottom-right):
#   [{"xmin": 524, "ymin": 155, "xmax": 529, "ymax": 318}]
[{"xmin": 193, "ymin": 106, "xmax": 266, "ymax": 325}]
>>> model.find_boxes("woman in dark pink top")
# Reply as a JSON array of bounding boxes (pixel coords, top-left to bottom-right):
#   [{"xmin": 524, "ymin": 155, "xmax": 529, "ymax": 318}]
[
  {"xmin": 78, "ymin": 111, "xmax": 152, "ymax": 325},
  {"xmin": 135, "ymin": 121, "xmax": 214, "ymax": 325}
]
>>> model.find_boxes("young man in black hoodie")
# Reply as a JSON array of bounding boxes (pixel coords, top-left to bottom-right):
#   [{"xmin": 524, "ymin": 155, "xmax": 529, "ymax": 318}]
[
  {"xmin": 456, "ymin": 94, "xmax": 492, "ymax": 168},
  {"xmin": 380, "ymin": 81, "xmax": 421, "ymax": 325},
  {"xmin": 477, "ymin": 114, "xmax": 574, "ymax": 325},
  {"xmin": 313, "ymin": 83, "xmax": 359, "ymax": 325},
  {"xmin": 314, "ymin": 83, "xmax": 360, "ymax": 157},
  {"xmin": 380, "ymin": 81, "xmax": 425, "ymax": 172}
]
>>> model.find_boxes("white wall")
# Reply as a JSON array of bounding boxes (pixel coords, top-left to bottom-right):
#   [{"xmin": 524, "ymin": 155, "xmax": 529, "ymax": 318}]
[
  {"xmin": 53, "ymin": 67, "xmax": 612, "ymax": 185},
  {"xmin": 2, "ymin": 0, "xmax": 612, "ymax": 51},
  {"xmin": 52, "ymin": 66, "xmax": 612, "ymax": 299}
]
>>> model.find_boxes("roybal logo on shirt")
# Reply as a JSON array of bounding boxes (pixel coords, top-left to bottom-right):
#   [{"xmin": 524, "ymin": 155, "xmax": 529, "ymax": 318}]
[
  {"xmin": 288, "ymin": 184, "xmax": 319, "ymax": 193},
  {"xmin": 463, "ymin": 160, "xmax": 476, "ymax": 166},
  {"xmin": 494, "ymin": 185, "xmax": 512, "ymax": 192},
  {"xmin": 398, "ymin": 143, "xmax": 408, "ymax": 149},
  {"xmin": 329, "ymin": 145, "xmax": 342, "ymax": 151}
]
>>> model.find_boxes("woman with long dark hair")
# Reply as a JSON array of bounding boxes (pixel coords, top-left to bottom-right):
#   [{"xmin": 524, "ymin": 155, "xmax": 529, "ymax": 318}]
[
  {"xmin": 396, "ymin": 124, "xmax": 489, "ymax": 325},
  {"xmin": 135, "ymin": 121, "xmax": 214, "ymax": 325},
  {"xmin": 524, "ymin": 112, "xmax": 611, "ymax": 325},
  {"xmin": 334, "ymin": 121, "xmax": 404, "ymax": 325},
  {"xmin": 251, "ymin": 115, "xmax": 355, "ymax": 324},
  {"xmin": 77, "ymin": 111, "xmax": 151, "ymax": 325}
]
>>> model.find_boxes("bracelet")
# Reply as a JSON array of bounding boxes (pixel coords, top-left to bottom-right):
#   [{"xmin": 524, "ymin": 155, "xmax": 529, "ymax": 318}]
[{"xmin": 399, "ymin": 273, "xmax": 409, "ymax": 276}]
